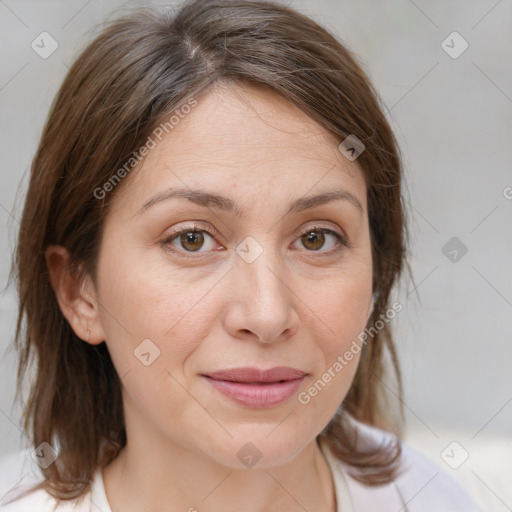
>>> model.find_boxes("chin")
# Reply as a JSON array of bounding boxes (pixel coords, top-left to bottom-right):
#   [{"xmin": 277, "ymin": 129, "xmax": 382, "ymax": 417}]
[{"xmin": 200, "ymin": 428, "xmax": 311, "ymax": 469}]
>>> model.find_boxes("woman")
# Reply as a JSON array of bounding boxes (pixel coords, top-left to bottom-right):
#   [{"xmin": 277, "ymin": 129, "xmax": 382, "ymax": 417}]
[{"xmin": 1, "ymin": 0, "xmax": 479, "ymax": 510}]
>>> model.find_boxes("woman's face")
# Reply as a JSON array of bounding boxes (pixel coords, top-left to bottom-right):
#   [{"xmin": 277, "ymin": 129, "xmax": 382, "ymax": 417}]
[{"xmin": 90, "ymin": 83, "xmax": 373, "ymax": 467}]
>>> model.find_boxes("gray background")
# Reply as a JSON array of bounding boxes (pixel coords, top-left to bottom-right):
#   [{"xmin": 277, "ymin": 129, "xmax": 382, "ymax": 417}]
[{"xmin": 1, "ymin": 0, "xmax": 511, "ymax": 509}]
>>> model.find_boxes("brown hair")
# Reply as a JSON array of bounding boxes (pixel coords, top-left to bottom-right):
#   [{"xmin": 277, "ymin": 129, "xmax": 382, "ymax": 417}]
[{"xmin": 9, "ymin": 0, "xmax": 410, "ymax": 503}]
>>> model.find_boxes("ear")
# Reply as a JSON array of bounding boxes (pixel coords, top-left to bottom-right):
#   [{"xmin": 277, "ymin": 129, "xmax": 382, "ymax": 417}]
[{"xmin": 45, "ymin": 245, "xmax": 105, "ymax": 345}]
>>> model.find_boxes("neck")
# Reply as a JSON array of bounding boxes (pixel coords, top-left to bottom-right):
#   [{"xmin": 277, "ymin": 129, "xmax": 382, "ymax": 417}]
[{"xmin": 103, "ymin": 432, "xmax": 336, "ymax": 512}]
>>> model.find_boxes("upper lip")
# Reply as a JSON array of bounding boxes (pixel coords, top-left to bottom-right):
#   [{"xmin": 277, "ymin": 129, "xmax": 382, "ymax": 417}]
[{"xmin": 202, "ymin": 367, "xmax": 308, "ymax": 383}]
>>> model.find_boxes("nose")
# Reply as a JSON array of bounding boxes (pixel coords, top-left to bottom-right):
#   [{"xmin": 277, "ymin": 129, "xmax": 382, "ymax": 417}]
[{"xmin": 223, "ymin": 241, "xmax": 300, "ymax": 344}]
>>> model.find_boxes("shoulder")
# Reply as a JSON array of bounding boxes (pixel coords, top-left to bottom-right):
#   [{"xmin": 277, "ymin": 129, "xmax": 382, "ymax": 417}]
[
  {"xmin": 330, "ymin": 416, "xmax": 481, "ymax": 512},
  {"xmin": 395, "ymin": 438, "xmax": 480, "ymax": 511},
  {"xmin": 0, "ymin": 449, "xmax": 90, "ymax": 512}
]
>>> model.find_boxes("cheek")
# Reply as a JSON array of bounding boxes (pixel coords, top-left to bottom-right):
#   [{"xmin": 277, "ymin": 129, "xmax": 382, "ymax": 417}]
[
  {"xmin": 94, "ymin": 246, "xmax": 225, "ymax": 373},
  {"xmin": 308, "ymin": 261, "xmax": 372, "ymax": 344},
  {"xmin": 302, "ymin": 264, "xmax": 371, "ymax": 402},
  {"xmin": 94, "ymin": 257, "xmax": 225, "ymax": 425},
  {"xmin": 292, "ymin": 254, "xmax": 371, "ymax": 404}
]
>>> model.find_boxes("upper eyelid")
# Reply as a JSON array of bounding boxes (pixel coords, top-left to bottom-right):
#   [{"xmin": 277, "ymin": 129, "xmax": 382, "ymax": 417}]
[{"xmin": 164, "ymin": 223, "xmax": 344, "ymax": 240}]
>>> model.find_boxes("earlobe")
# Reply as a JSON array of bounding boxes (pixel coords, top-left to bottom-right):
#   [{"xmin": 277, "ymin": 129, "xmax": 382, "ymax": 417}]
[{"xmin": 45, "ymin": 245, "xmax": 105, "ymax": 345}]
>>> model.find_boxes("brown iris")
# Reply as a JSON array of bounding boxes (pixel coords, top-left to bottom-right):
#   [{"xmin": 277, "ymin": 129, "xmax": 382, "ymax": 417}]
[
  {"xmin": 180, "ymin": 231, "xmax": 205, "ymax": 251},
  {"xmin": 301, "ymin": 230, "xmax": 325, "ymax": 250}
]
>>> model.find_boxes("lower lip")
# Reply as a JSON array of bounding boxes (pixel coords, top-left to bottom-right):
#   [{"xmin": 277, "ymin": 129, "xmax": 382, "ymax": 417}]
[{"xmin": 203, "ymin": 376, "xmax": 306, "ymax": 408}]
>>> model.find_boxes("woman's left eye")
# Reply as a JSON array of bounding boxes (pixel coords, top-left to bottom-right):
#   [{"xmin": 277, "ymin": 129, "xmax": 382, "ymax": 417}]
[
  {"xmin": 292, "ymin": 227, "xmax": 348, "ymax": 253},
  {"xmin": 161, "ymin": 225, "xmax": 348, "ymax": 257}
]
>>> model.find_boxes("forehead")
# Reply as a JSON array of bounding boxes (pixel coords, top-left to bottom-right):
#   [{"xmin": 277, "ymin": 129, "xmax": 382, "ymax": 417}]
[{"xmin": 112, "ymin": 82, "xmax": 367, "ymax": 215}]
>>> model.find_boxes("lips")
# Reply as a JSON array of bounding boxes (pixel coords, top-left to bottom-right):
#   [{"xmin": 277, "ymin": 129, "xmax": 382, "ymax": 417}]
[
  {"xmin": 201, "ymin": 367, "xmax": 308, "ymax": 408},
  {"xmin": 202, "ymin": 366, "xmax": 308, "ymax": 383}
]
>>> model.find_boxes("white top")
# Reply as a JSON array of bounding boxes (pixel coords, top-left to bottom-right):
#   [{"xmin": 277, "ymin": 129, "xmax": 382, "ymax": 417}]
[{"xmin": 0, "ymin": 420, "xmax": 480, "ymax": 511}]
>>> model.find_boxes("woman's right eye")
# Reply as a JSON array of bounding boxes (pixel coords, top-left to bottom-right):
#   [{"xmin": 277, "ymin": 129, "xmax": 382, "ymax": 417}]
[{"xmin": 162, "ymin": 228, "xmax": 219, "ymax": 255}]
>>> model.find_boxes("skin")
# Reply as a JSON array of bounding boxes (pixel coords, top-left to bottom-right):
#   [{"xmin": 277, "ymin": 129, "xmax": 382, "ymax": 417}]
[{"xmin": 46, "ymin": 82, "xmax": 373, "ymax": 512}]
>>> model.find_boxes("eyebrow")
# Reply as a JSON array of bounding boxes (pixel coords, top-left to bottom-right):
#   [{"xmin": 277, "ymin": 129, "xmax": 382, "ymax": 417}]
[{"xmin": 136, "ymin": 186, "xmax": 363, "ymax": 217}]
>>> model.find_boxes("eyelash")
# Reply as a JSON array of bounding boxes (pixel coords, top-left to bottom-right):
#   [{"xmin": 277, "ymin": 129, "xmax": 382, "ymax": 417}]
[{"xmin": 160, "ymin": 222, "xmax": 350, "ymax": 259}]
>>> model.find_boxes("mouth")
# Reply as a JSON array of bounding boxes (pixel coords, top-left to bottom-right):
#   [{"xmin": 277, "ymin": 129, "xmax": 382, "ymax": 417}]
[
  {"xmin": 202, "ymin": 366, "xmax": 308, "ymax": 383},
  {"xmin": 201, "ymin": 367, "xmax": 308, "ymax": 408}
]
